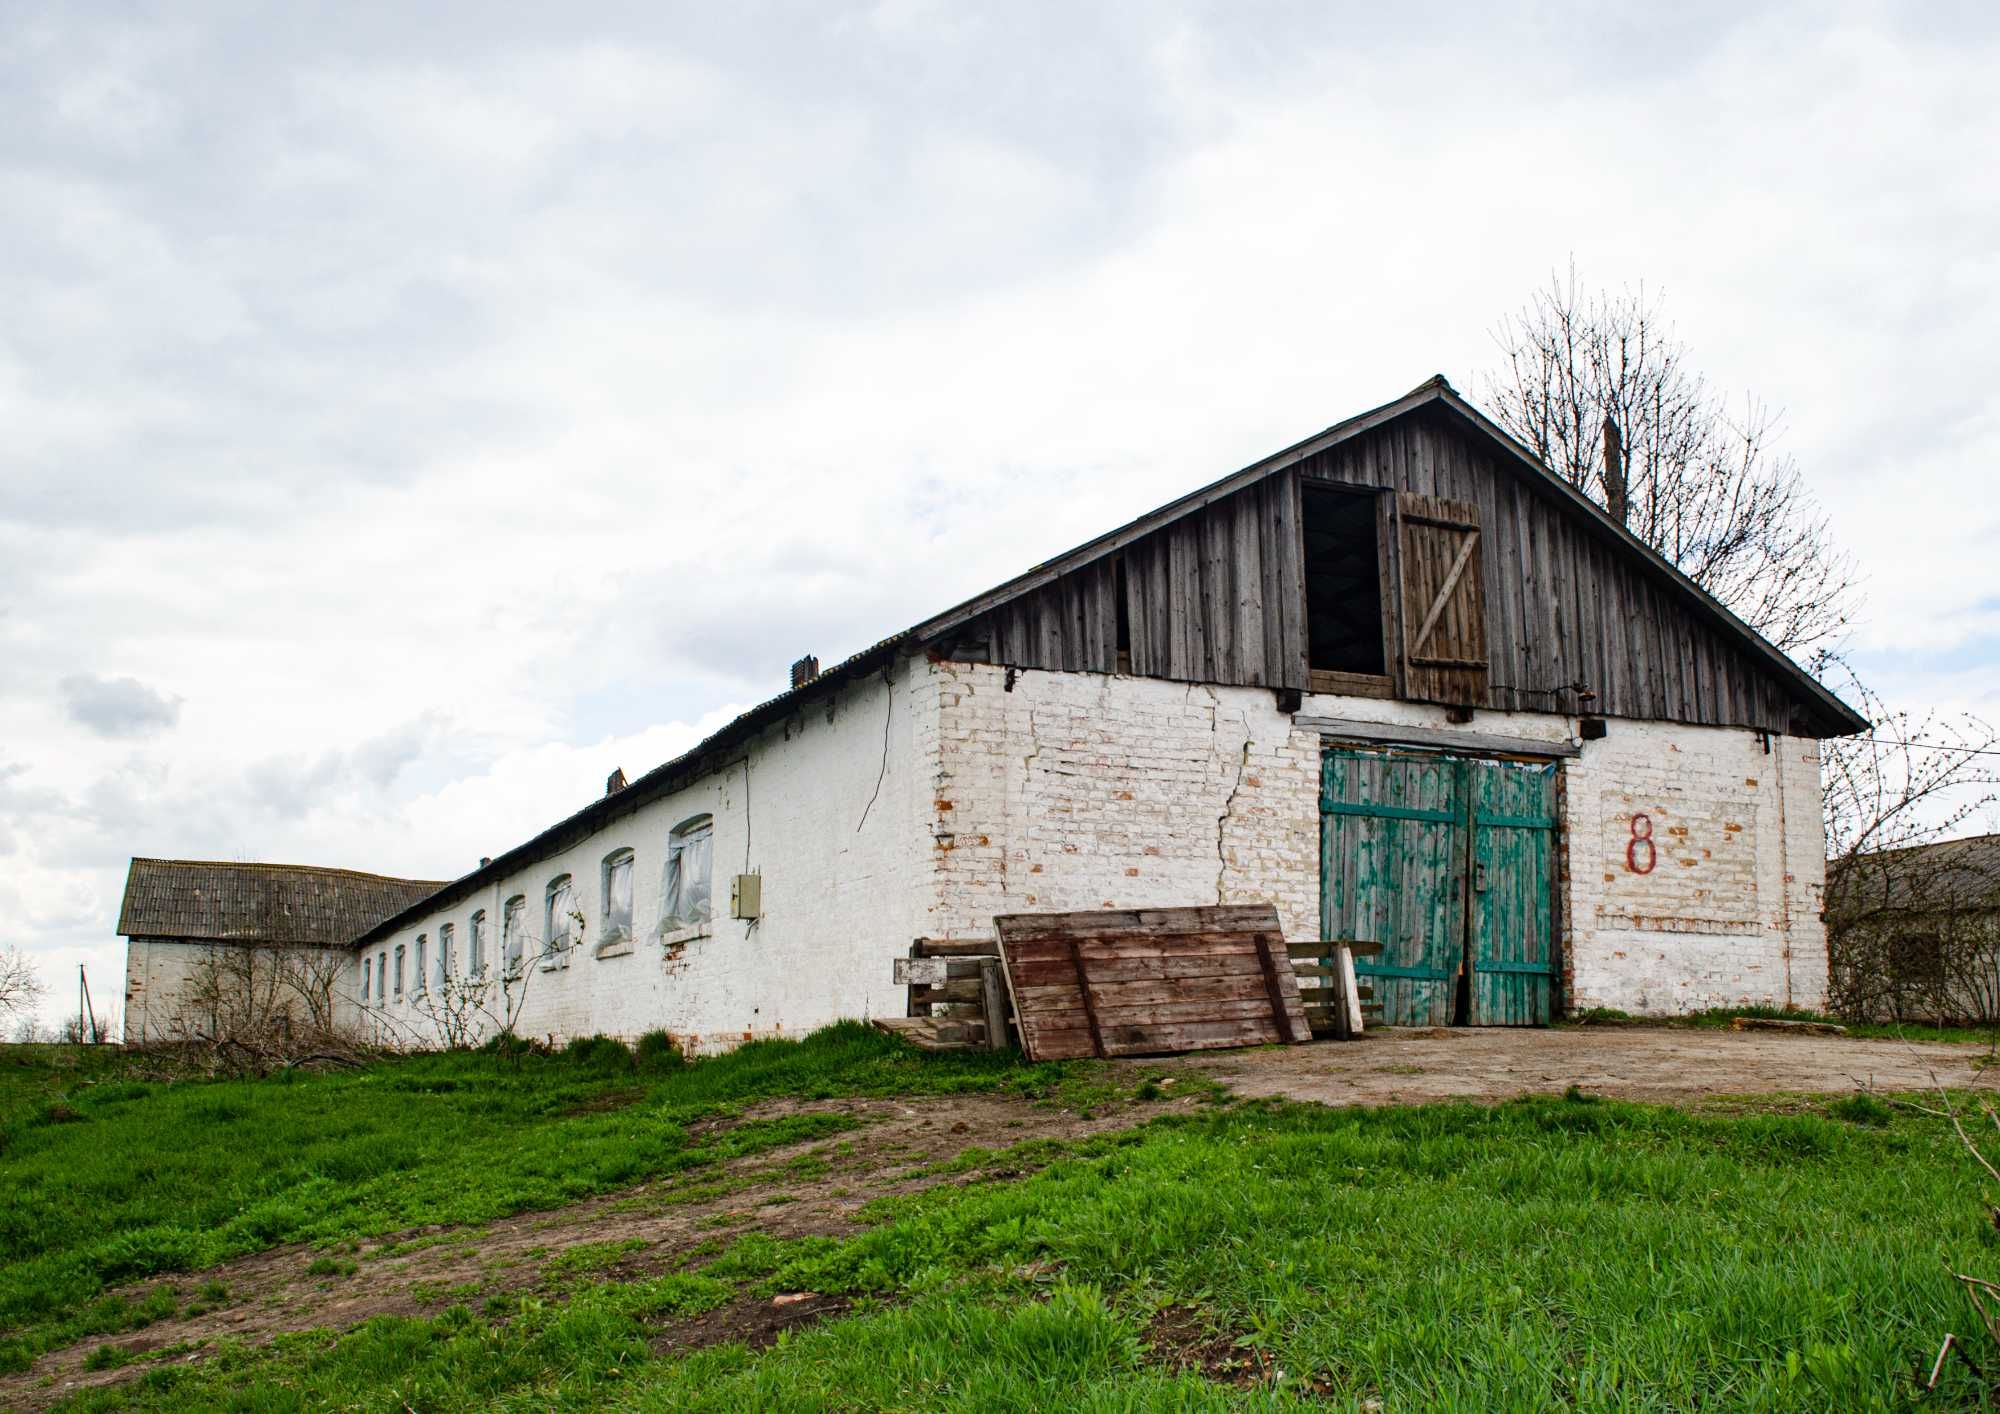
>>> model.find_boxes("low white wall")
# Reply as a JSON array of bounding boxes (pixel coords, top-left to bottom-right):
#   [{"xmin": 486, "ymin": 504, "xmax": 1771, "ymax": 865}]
[
  {"xmin": 924, "ymin": 660, "xmax": 1829, "ymax": 1017},
  {"xmin": 342, "ymin": 662, "xmax": 925, "ymax": 1055},
  {"xmin": 123, "ymin": 936, "xmax": 351, "ymax": 1044}
]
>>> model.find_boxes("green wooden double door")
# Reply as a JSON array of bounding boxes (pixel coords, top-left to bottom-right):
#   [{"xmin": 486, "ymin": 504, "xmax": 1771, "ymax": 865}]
[{"xmin": 1320, "ymin": 747, "xmax": 1558, "ymax": 1027}]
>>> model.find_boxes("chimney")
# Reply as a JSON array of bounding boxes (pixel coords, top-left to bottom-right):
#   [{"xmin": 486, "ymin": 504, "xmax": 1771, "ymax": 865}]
[
  {"xmin": 606, "ymin": 767, "xmax": 627, "ymax": 796},
  {"xmin": 479, "ymin": 856, "xmax": 492, "ymax": 868},
  {"xmin": 790, "ymin": 654, "xmax": 820, "ymax": 690},
  {"xmin": 1601, "ymin": 414, "xmax": 1629, "ymax": 526}
]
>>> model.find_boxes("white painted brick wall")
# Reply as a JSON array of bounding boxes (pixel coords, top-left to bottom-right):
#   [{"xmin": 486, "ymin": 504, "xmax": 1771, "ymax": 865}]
[
  {"xmin": 1566, "ymin": 725, "xmax": 1826, "ymax": 1015},
  {"xmin": 337, "ymin": 656, "xmax": 1831, "ymax": 1050},
  {"xmin": 339, "ymin": 662, "xmax": 927, "ymax": 1055}
]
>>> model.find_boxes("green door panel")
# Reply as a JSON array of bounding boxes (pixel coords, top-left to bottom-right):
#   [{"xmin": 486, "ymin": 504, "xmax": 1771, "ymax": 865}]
[
  {"xmin": 1321, "ymin": 749, "xmax": 1464, "ymax": 1027},
  {"xmin": 1469, "ymin": 758, "xmax": 1558, "ymax": 1025},
  {"xmin": 1320, "ymin": 747, "xmax": 1559, "ymax": 1028}
]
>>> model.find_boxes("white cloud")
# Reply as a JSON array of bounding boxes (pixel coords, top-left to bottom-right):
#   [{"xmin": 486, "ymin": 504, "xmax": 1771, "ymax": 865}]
[{"xmin": 1, "ymin": 0, "xmax": 1994, "ymax": 1030}]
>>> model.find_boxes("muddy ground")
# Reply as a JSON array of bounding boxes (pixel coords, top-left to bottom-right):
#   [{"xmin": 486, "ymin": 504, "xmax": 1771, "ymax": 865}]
[{"xmin": 9, "ymin": 1026, "xmax": 1987, "ymax": 1408}]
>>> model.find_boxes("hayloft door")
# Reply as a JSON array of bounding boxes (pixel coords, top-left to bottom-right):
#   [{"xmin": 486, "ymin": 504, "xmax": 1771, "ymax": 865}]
[
  {"xmin": 1319, "ymin": 748, "xmax": 1464, "ymax": 1027},
  {"xmin": 1467, "ymin": 758, "xmax": 1559, "ymax": 1025}
]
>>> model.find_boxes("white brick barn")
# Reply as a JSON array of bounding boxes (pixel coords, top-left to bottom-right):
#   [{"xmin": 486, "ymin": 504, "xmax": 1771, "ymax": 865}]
[{"xmin": 330, "ymin": 377, "xmax": 1862, "ymax": 1052}]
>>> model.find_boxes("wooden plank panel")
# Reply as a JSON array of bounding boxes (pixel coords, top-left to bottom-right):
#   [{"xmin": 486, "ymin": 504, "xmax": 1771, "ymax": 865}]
[{"xmin": 994, "ymin": 904, "xmax": 1308, "ymax": 1061}]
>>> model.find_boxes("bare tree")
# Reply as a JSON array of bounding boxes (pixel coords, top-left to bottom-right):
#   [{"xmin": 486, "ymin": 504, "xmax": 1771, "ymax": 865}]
[
  {"xmin": 1484, "ymin": 264, "xmax": 1858, "ymax": 658},
  {"xmin": 149, "ymin": 943, "xmax": 374, "ymax": 1076},
  {"xmin": 381, "ymin": 904, "xmax": 581, "ymax": 1053},
  {"xmin": 1818, "ymin": 658, "xmax": 2000, "ymax": 1021},
  {"xmin": 10, "ymin": 1015, "xmax": 54, "ymax": 1044},
  {"xmin": 0, "ymin": 945, "xmax": 45, "ymax": 1022}
]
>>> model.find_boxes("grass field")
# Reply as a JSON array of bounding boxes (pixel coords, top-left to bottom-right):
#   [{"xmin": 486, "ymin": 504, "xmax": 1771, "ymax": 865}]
[
  {"xmin": 0, "ymin": 1026, "xmax": 1081, "ymax": 1377},
  {"xmin": 6, "ymin": 1029, "xmax": 1999, "ymax": 1410}
]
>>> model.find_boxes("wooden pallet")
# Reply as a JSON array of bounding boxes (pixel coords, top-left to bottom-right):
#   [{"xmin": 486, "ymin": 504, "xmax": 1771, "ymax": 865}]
[{"xmin": 994, "ymin": 905, "xmax": 1311, "ymax": 1061}]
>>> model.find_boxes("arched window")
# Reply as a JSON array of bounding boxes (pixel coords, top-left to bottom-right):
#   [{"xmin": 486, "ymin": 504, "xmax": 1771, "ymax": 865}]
[
  {"xmin": 377, "ymin": 951, "xmax": 387, "ymax": 1002},
  {"xmin": 469, "ymin": 910, "xmax": 488, "ymax": 977},
  {"xmin": 545, "ymin": 875, "xmax": 575, "ymax": 965},
  {"xmin": 393, "ymin": 944, "xmax": 406, "ymax": 998},
  {"xmin": 362, "ymin": 955, "xmax": 372, "ymax": 1002},
  {"xmin": 502, "ymin": 896, "xmax": 527, "ymax": 975},
  {"xmin": 438, "ymin": 922, "xmax": 455, "ymax": 985},
  {"xmin": 414, "ymin": 935, "xmax": 427, "ymax": 994},
  {"xmin": 601, "ymin": 848, "xmax": 635, "ymax": 948},
  {"xmin": 661, "ymin": 815, "xmax": 714, "ymax": 931}
]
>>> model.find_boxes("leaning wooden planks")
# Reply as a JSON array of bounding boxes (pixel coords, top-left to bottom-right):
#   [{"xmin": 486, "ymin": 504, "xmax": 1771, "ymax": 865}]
[{"xmin": 994, "ymin": 904, "xmax": 1311, "ymax": 1061}]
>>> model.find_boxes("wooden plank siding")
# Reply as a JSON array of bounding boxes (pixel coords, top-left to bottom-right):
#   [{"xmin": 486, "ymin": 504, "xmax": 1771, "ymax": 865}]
[{"xmin": 947, "ymin": 403, "xmax": 1820, "ymax": 735}]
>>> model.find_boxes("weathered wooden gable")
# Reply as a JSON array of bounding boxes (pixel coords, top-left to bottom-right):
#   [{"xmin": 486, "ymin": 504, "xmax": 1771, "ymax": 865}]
[{"xmin": 932, "ymin": 392, "xmax": 1851, "ymax": 737}]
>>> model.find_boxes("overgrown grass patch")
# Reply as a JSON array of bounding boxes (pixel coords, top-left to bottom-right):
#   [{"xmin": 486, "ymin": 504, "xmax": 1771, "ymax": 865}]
[
  {"xmin": 64, "ymin": 1091, "xmax": 2000, "ymax": 1410},
  {"xmin": 0, "ymin": 1023, "xmax": 1086, "ymax": 1369}
]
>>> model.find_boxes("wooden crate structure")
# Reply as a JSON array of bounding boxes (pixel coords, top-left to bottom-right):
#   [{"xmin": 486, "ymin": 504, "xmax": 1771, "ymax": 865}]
[
  {"xmin": 994, "ymin": 904, "xmax": 1311, "ymax": 1061},
  {"xmin": 1290, "ymin": 939, "xmax": 1384, "ymax": 1040},
  {"xmin": 872, "ymin": 938, "xmax": 1014, "ymax": 1052}
]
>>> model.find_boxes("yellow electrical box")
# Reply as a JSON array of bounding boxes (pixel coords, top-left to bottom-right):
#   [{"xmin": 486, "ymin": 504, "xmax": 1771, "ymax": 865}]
[{"xmin": 730, "ymin": 873, "xmax": 762, "ymax": 920}]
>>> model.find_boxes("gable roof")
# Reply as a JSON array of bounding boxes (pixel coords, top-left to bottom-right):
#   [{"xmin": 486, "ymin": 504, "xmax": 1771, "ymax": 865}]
[
  {"xmin": 118, "ymin": 858, "xmax": 448, "ymax": 946},
  {"xmin": 907, "ymin": 375, "xmax": 1867, "ymax": 736},
  {"xmin": 351, "ymin": 376, "xmax": 1864, "ymax": 946},
  {"xmin": 1830, "ymin": 834, "xmax": 2000, "ymax": 915}
]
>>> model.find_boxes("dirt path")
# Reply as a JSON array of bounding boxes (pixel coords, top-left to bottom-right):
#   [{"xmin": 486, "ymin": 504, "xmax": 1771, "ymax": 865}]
[
  {"xmin": 1192, "ymin": 1024, "xmax": 1988, "ymax": 1107},
  {"xmin": 5, "ymin": 1091, "xmax": 1159, "ymax": 1411}
]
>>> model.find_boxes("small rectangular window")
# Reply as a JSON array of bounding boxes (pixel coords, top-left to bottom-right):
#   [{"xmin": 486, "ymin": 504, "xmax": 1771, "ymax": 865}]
[
  {"xmin": 503, "ymin": 897, "xmax": 526, "ymax": 974},
  {"xmin": 545, "ymin": 876, "xmax": 575, "ymax": 963},
  {"xmin": 470, "ymin": 910, "xmax": 488, "ymax": 977},
  {"xmin": 1890, "ymin": 933, "xmax": 1944, "ymax": 984},
  {"xmin": 603, "ymin": 852, "xmax": 634, "ymax": 944},
  {"xmin": 662, "ymin": 818, "xmax": 714, "ymax": 930}
]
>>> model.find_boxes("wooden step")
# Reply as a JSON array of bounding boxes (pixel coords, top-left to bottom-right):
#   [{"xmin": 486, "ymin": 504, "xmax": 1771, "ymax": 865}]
[{"xmin": 871, "ymin": 1015, "xmax": 990, "ymax": 1051}]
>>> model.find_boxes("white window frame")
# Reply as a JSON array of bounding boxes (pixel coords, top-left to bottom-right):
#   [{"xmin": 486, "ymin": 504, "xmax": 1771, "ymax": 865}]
[
  {"xmin": 361, "ymin": 955, "xmax": 371, "ymax": 1002},
  {"xmin": 660, "ymin": 815, "xmax": 715, "ymax": 939},
  {"xmin": 393, "ymin": 944, "xmax": 405, "ymax": 998},
  {"xmin": 469, "ymin": 910, "xmax": 487, "ymax": 978},
  {"xmin": 598, "ymin": 849, "xmax": 635, "ymax": 956},
  {"xmin": 377, "ymin": 951, "xmax": 387, "ymax": 1005},
  {"xmin": 414, "ymin": 935, "xmax": 427, "ymax": 995}
]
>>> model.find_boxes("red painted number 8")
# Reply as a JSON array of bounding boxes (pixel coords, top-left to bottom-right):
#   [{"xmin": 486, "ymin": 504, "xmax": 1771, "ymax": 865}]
[{"xmin": 1626, "ymin": 813, "xmax": 1656, "ymax": 875}]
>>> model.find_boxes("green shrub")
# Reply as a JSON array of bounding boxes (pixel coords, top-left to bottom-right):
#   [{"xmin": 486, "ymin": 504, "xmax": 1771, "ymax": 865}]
[
  {"xmin": 563, "ymin": 1035, "xmax": 634, "ymax": 1072},
  {"xmin": 635, "ymin": 1030, "xmax": 682, "ymax": 1072}
]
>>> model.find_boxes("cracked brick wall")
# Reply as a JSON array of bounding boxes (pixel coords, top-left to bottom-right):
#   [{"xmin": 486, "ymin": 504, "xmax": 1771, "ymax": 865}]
[
  {"xmin": 922, "ymin": 661, "xmax": 1321, "ymax": 944},
  {"xmin": 926, "ymin": 660, "xmax": 1829, "ymax": 1016}
]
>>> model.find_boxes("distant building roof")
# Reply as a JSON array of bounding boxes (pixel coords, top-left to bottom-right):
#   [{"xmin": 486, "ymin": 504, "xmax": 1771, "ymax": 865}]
[
  {"xmin": 117, "ymin": 858, "xmax": 448, "ymax": 946},
  {"xmin": 1830, "ymin": 834, "xmax": 2000, "ymax": 916}
]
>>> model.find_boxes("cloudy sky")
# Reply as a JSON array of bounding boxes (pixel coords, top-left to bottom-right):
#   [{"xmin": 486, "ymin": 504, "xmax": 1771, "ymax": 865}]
[{"xmin": 3, "ymin": 2, "xmax": 1995, "ymax": 1033}]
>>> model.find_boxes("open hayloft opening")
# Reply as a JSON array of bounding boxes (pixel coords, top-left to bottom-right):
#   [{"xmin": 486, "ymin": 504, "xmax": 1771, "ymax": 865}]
[{"xmin": 1303, "ymin": 485, "xmax": 1385, "ymax": 677}]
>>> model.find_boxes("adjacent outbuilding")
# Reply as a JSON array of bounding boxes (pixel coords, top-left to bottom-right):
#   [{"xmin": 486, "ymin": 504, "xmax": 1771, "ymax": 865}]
[{"xmin": 119, "ymin": 858, "xmax": 443, "ymax": 1044}]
